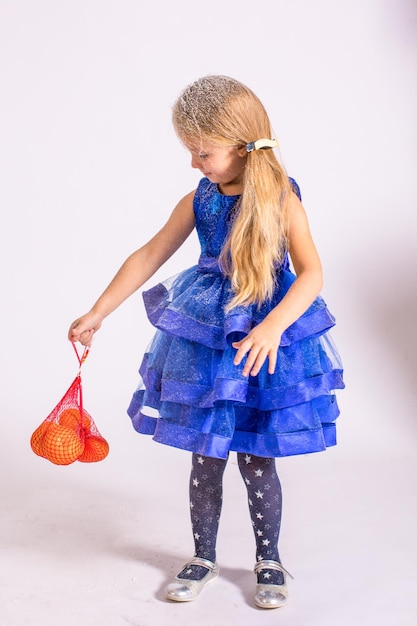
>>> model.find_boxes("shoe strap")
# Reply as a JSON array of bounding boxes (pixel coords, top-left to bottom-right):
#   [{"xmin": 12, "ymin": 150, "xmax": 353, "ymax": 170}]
[
  {"xmin": 254, "ymin": 559, "xmax": 294, "ymax": 580},
  {"xmin": 187, "ymin": 557, "xmax": 217, "ymax": 572}
]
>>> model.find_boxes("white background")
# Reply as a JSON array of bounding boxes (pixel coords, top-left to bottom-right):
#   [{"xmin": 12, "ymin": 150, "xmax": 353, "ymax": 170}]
[{"xmin": 1, "ymin": 1, "xmax": 416, "ymax": 624}]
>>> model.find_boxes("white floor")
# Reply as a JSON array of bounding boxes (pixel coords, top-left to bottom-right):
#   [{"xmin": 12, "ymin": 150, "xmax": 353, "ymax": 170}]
[{"xmin": 2, "ymin": 413, "xmax": 417, "ymax": 626}]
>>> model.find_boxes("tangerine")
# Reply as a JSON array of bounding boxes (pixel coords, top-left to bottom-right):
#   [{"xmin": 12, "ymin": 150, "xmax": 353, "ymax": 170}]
[
  {"xmin": 41, "ymin": 423, "xmax": 84, "ymax": 465},
  {"xmin": 59, "ymin": 408, "xmax": 92, "ymax": 433},
  {"xmin": 80, "ymin": 411, "xmax": 92, "ymax": 432},
  {"xmin": 58, "ymin": 408, "xmax": 81, "ymax": 430},
  {"xmin": 78, "ymin": 435, "xmax": 109, "ymax": 463},
  {"xmin": 30, "ymin": 422, "xmax": 50, "ymax": 457}
]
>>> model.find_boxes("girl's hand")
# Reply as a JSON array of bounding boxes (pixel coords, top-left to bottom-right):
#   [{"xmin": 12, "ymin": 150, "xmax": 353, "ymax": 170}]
[
  {"xmin": 68, "ymin": 311, "xmax": 102, "ymax": 347},
  {"xmin": 232, "ymin": 318, "xmax": 282, "ymax": 377}
]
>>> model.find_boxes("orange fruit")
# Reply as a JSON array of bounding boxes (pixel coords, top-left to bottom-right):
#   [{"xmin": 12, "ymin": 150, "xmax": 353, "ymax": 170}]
[
  {"xmin": 58, "ymin": 408, "xmax": 81, "ymax": 430},
  {"xmin": 30, "ymin": 422, "xmax": 50, "ymax": 457},
  {"xmin": 78, "ymin": 435, "xmax": 109, "ymax": 463},
  {"xmin": 80, "ymin": 411, "xmax": 92, "ymax": 432},
  {"xmin": 41, "ymin": 423, "xmax": 84, "ymax": 465},
  {"xmin": 59, "ymin": 408, "xmax": 92, "ymax": 432}
]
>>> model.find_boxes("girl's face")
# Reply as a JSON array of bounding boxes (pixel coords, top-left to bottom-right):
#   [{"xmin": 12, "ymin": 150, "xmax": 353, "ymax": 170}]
[{"xmin": 186, "ymin": 142, "xmax": 248, "ymax": 195}]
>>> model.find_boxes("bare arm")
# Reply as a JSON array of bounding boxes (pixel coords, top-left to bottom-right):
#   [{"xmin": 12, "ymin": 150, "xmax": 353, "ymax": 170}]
[
  {"xmin": 265, "ymin": 192, "xmax": 323, "ymax": 332},
  {"xmin": 69, "ymin": 190, "xmax": 196, "ymax": 345},
  {"xmin": 233, "ymin": 191, "xmax": 323, "ymax": 376}
]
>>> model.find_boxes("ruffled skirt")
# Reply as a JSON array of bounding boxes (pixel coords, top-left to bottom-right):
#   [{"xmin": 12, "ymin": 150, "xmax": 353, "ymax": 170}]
[{"xmin": 127, "ymin": 259, "xmax": 345, "ymax": 459}]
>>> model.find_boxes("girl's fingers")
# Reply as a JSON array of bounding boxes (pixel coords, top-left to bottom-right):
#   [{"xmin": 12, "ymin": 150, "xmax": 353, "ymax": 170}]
[
  {"xmin": 246, "ymin": 347, "xmax": 271, "ymax": 377},
  {"xmin": 267, "ymin": 350, "xmax": 277, "ymax": 375},
  {"xmin": 68, "ymin": 315, "xmax": 101, "ymax": 344},
  {"xmin": 79, "ymin": 329, "xmax": 94, "ymax": 347},
  {"xmin": 233, "ymin": 340, "xmax": 278, "ymax": 377},
  {"xmin": 232, "ymin": 339, "xmax": 252, "ymax": 366},
  {"xmin": 235, "ymin": 342, "xmax": 265, "ymax": 377}
]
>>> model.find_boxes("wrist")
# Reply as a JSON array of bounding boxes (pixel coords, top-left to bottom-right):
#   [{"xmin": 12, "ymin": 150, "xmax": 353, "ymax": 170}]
[
  {"xmin": 90, "ymin": 304, "xmax": 107, "ymax": 323},
  {"xmin": 265, "ymin": 310, "xmax": 286, "ymax": 336}
]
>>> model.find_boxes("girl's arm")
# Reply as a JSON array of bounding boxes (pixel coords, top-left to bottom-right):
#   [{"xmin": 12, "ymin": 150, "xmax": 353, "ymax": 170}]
[
  {"xmin": 68, "ymin": 190, "xmax": 196, "ymax": 346},
  {"xmin": 233, "ymin": 191, "xmax": 323, "ymax": 376}
]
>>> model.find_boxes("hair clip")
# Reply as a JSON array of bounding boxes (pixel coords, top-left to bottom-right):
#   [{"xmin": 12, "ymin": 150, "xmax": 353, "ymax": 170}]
[{"xmin": 246, "ymin": 138, "xmax": 279, "ymax": 152}]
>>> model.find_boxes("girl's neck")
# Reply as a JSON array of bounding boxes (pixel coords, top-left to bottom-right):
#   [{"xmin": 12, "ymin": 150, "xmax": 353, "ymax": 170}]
[{"xmin": 217, "ymin": 182, "xmax": 242, "ymax": 196}]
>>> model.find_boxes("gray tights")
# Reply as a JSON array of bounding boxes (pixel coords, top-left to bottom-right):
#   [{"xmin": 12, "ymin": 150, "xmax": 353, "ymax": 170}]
[{"xmin": 178, "ymin": 453, "xmax": 284, "ymax": 585}]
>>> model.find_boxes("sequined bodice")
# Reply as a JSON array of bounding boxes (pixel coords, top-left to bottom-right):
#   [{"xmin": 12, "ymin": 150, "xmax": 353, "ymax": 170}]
[{"xmin": 193, "ymin": 178, "xmax": 239, "ymax": 258}]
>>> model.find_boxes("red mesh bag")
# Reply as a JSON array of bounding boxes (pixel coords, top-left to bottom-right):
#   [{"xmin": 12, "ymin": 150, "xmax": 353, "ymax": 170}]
[{"xmin": 31, "ymin": 344, "xmax": 109, "ymax": 465}]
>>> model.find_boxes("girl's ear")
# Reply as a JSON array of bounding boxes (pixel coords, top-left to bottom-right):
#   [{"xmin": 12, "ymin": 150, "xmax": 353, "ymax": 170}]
[{"xmin": 236, "ymin": 145, "xmax": 248, "ymax": 157}]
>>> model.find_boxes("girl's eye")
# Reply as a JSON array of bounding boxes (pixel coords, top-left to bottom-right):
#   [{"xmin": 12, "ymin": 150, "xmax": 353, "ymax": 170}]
[{"xmin": 199, "ymin": 153, "xmax": 209, "ymax": 160}]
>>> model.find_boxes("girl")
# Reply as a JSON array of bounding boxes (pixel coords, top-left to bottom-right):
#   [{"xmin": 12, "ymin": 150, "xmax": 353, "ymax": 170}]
[{"xmin": 69, "ymin": 75, "xmax": 344, "ymax": 609}]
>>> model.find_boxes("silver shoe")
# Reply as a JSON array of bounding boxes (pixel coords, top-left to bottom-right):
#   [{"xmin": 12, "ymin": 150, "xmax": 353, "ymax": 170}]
[
  {"xmin": 254, "ymin": 559, "xmax": 294, "ymax": 609},
  {"xmin": 165, "ymin": 557, "xmax": 219, "ymax": 602}
]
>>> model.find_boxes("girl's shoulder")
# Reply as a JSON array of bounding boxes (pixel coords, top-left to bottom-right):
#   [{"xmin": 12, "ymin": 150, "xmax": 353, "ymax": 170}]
[
  {"xmin": 194, "ymin": 176, "xmax": 216, "ymax": 199},
  {"xmin": 193, "ymin": 175, "xmax": 302, "ymax": 207},
  {"xmin": 288, "ymin": 177, "xmax": 302, "ymax": 201},
  {"xmin": 193, "ymin": 177, "xmax": 218, "ymax": 214}
]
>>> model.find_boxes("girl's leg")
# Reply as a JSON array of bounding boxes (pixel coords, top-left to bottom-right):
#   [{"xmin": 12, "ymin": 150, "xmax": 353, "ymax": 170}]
[
  {"xmin": 177, "ymin": 453, "xmax": 228, "ymax": 581},
  {"xmin": 237, "ymin": 453, "xmax": 285, "ymax": 585}
]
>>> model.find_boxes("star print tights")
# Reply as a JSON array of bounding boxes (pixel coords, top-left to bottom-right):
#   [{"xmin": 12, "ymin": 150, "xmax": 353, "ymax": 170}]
[{"xmin": 178, "ymin": 453, "xmax": 284, "ymax": 585}]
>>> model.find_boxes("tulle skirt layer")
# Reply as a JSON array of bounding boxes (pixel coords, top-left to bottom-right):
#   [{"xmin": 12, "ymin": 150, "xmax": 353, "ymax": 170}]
[{"xmin": 127, "ymin": 260, "xmax": 345, "ymax": 459}]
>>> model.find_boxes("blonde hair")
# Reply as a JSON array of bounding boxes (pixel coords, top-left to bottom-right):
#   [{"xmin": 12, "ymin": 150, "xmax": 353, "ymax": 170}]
[{"xmin": 172, "ymin": 75, "xmax": 292, "ymax": 310}]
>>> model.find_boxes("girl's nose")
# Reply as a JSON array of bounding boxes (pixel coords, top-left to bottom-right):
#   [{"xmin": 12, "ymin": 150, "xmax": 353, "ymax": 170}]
[{"xmin": 191, "ymin": 155, "xmax": 201, "ymax": 169}]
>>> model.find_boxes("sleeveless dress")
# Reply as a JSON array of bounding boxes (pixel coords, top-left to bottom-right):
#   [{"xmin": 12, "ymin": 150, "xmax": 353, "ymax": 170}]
[{"xmin": 127, "ymin": 177, "xmax": 345, "ymax": 459}]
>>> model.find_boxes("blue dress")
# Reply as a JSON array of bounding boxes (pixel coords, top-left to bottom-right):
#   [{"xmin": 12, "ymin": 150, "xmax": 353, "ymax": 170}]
[{"xmin": 128, "ymin": 177, "xmax": 345, "ymax": 459}]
